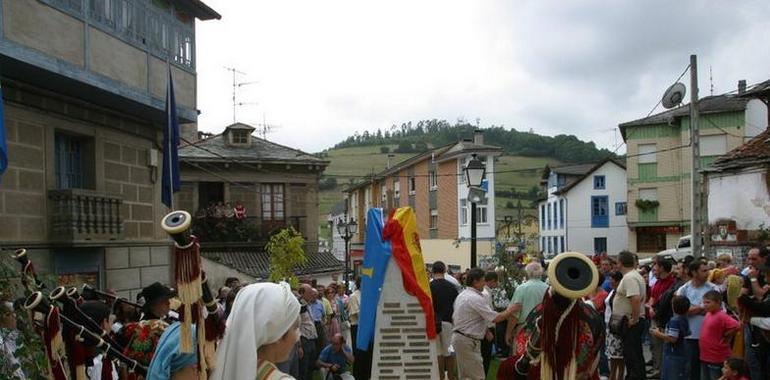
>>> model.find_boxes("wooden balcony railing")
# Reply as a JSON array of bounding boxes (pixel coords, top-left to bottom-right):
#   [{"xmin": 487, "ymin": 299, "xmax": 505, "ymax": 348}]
[{"xmin": 48, "ymin": 189, "xmax": 124, "ymax": 241}]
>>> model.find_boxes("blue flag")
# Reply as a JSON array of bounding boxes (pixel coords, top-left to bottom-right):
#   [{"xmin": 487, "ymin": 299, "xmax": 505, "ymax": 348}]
[
  {"xmin": 356, "ymin": 208, "xmax": 392, "ymax": 351},
  {"xmin": 162, "ymin": 67, "xmax": 181, "ymax": 209},
  {"xmin": 0, "ymin": 83, "xmax": 7, "ymax": 181}
]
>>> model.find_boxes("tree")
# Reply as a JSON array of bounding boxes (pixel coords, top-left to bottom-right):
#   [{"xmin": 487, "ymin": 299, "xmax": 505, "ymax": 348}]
[
  {"xmin": 506, "ymin": 201, "xmax": 515, "ymax": 209},
  {"xmin": 380, "ymin": 146, "xmax": 390, "ymax": 154},
  {"xmin": 414, "ymin": 141, "xmax": 428, "ymax": 152},
  {"xmin": 267, "ymin": 227, "xmax": 307, "ymax": 287},
  {"xmin": 394, "ymin": 141, "xmax": 414, "ymax": 153}
]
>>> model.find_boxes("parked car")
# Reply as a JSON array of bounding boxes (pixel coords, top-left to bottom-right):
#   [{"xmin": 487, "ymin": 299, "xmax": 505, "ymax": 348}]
[{"xmin": 656, "ymin": 235, "xmax": 693, "ymax": 262}]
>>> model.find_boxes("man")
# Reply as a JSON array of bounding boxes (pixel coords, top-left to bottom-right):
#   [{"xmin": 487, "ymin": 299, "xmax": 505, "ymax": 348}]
[
  {"xmin": 297, "ymin": 284, "xmax": 319, "ymax": 380},
  {"xmin": 349, "ymin": 277, "xmax": 370, "ymax": 380},
  {"xmin": 600, "ymin": 257, "xmax": 615, "ymax": 292},
  {"xmin": 489, "ymin": 273, "xmax": 510, "ymax": 357},
  {"xmin": 647, "ymin": 258, "xmax": 675, "ymax": 378},
  {"xmin": 505, "ymin": 262, "xmax": 548, "ymax": 348},
  {"xmin": 430, "ymin": 261, "xmax": 459, "ymax": 380},
  {"xmin": 318, "ymin": 334, "xmax": 354, "ymax": 380},
  {"xmin": 308, "ymin": 287, "xmax": 327, "ymax": 355},
  {"xmin": 480, "ymin": 271, "xmax": 499, "ymax": 375},
  {"xmin": 224, "ymin": 277, "xmax": 240, "ymax": 290},
  {"xmin": 613, "ymin": 250, "xmax": 647, "ymax": 380},
  {"xmin": 740, "ymin": 245, "xmax": 770, "ymax": 380},
  {"xmin": 452, "ymin": 268, "xmax": 516, "ymax": 380},
  {"xmin": 675, "ymin": 259, "xmax": 716, "ymax": 380}
]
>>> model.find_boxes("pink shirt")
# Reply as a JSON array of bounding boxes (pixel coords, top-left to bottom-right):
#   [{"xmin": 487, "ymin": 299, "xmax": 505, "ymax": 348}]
[{"xmin": 699, "ymin": 309, "xmax": 740, "ymax": 363}]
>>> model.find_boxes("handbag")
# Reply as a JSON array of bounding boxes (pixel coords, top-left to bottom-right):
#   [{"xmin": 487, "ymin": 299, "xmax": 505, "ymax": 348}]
[{"xmin": 608, "ymin": 314, "xmax": 628, "ymax": 336}]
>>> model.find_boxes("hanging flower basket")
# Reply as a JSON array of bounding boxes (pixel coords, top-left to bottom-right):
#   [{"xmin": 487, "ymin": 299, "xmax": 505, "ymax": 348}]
[{"xmin": 635, "ymin": 199, "xmax": 660, "ymax": 211}]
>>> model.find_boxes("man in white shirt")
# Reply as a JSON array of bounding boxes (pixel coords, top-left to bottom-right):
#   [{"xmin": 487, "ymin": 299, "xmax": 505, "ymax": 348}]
[
  {"xmin": 452, "ymin": 268, "xmax": 516, "ymax": 380},
  {"xmin": 612, "ymin": 251, "xmax": 647, "ymax": 380}
]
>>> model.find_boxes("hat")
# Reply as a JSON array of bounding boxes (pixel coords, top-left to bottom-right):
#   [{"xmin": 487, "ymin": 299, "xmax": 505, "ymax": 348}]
[{"xmin": 142, "ymin": 282, "xmax": 173, "ymax": 307}]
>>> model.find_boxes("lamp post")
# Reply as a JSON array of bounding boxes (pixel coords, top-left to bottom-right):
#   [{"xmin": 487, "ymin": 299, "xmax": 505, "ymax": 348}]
[
  {"xmin": 464, "ymin": 154, "xmax": 486, "ymax": 268},
  {"xmin": 337, "ymin": 215, "xmax": 358, "ymax": 293}
]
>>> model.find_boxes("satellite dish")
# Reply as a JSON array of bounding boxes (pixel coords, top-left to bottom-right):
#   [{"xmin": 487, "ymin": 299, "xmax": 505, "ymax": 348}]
[{"xmin": 661, "ymin": 82, "xmax": 686, "ymax": 109}]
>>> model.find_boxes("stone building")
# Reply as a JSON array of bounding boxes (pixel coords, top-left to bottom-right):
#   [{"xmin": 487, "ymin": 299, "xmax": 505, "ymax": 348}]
[{"xmin": 0, "ymin": 0, "xmax": 219, "ymax": 300}]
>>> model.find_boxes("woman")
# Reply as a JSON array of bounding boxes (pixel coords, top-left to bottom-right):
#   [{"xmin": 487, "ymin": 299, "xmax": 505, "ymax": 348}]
[
  {"xmin": 212, "ymin": 282, "xmax": 301, "ymax": 380},
  {"xmin": 147, "ymin": 322, "xmax": 199, "ymax": 380},
  {"xmin": 604, "ymin": 271, "xmax": 625, "ymax": 380},
  {"xmin": 324, "ymin": 286, "xmax": 341, "ymax": 342},
  {"xmin": 0, "ymin": 301, "xmax": 26, "ymax": 379}
]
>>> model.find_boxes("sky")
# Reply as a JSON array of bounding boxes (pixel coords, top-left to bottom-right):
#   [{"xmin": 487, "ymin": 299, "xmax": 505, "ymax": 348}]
[{"xmin": 195, "ymin": 0, "xmax": 770, "ymax": 154}]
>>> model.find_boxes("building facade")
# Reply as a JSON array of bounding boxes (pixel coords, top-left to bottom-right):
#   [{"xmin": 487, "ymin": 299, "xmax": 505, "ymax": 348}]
[
  {"xmin": 345, "ymin": 131, "xmax": 502, "ymax": 272},
  {"xmin": 0, "ymin": 0, "xmax": 218, "ymax": 299},
  {"xmin": 538, "ymin": 160, "xmax": 627, "ymax": 258},
  {"xmin": 619, "ymin": 86, "xmax": 768, "ymax": 253}
]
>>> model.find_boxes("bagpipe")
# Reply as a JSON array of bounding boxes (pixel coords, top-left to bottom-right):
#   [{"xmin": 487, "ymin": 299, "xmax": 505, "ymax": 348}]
[
  {"xmin": 24, "ymin": 290, "xmax": 148, "ymax": 379},
  {"xmin": 81, "ymin": 283, "xmax": 143, "ymax": 310},
  {"xmin": 161, "ymin": 210, "xmax": 225, "ymax": 376},
  {"xmin": 12, "ymin": 248, "xmax": 46, "ymax": 293},
  {"xmin": 502, "ymin": 252, "xmax": 602, "ymax": 380}
]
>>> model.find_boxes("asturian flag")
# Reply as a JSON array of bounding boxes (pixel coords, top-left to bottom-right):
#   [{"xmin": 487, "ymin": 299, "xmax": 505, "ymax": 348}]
[
  {"xmin": 161, "ymin": 67, "xmax": 181, "ymax": 208},
  {"xmin": 356, "ymin": 208, "xmax": 392, "ymax": 351},
  {"xmin": 382, "ymin": 207, "xmax": 437, "ymax": 340}
]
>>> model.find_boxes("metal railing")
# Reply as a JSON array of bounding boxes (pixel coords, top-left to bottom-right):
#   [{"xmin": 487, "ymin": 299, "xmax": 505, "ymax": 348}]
[{"xmin": 48, "ymin": 189, "xmax": 124, "ymax": 241}]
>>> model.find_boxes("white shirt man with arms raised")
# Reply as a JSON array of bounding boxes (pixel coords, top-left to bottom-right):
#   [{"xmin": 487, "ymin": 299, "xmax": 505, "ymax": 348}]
[{"xmin": 452, "ymin": 268, "xmax": 516, "ymax": 380}]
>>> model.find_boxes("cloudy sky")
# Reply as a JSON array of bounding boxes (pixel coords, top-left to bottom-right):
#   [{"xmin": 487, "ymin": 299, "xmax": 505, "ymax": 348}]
[{"xmin": 195, "ymin": 0, "xmax": 770, "ymax": 154}]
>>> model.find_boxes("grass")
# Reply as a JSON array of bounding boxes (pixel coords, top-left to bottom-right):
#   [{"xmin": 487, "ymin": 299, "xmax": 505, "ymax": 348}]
[{"xmin": 315, "ymin": 145, "xmax": 562, "ymax": 235}]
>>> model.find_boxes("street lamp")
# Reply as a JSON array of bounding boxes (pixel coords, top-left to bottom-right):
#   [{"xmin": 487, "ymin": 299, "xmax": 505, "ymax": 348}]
[
  {"xmin": 464, "ymin": 154, "xmax": 486, "ymax": 268},
  {"xmin": 337, "ymin": 217, "xmax": 358, "ymax": 293}
]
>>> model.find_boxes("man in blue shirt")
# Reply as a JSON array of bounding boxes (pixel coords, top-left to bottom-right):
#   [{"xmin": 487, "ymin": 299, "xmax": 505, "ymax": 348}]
[
  {"xmin": 308, "ymin": 288, "xmax": 327, "ymax": 354},
  {"xmin": 318, "ymin": 334, "xmax": 354, "ymax": 380}
]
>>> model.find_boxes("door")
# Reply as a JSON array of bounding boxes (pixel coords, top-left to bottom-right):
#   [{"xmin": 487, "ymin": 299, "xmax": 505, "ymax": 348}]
[{"xmin": 198, "ymin": 182, "xmax": 225, "ymax": 209}]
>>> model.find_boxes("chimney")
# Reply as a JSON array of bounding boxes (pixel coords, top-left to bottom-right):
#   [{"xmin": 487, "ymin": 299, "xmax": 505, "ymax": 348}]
[
  {"xmin": 738, "ymin": 79, "xmax": 747, "ymax": 94},
  {"xmin": 473, "ymin": 129, "xmax": 484, "ymax": 145}
]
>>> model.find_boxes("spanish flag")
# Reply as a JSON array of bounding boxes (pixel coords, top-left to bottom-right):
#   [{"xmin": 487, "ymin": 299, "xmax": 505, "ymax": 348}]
[{"xmin": 383, "ymin": 207, "xmax": 437, "ymax": 339}]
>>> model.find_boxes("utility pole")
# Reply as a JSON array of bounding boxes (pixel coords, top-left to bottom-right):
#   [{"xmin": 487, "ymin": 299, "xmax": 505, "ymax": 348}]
[{"xmin": 690, "ymin": 54, "xmax": 702, "ymax": 258}]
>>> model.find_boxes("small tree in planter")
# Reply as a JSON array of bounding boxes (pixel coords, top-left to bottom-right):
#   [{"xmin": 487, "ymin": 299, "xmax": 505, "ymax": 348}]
[{"xmin": 267, "ymin": 227, "xmax": 307, "ymax": 288}]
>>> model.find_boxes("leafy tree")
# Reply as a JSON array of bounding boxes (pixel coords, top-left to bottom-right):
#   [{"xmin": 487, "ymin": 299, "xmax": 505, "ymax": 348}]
[
  {"xmin": 267, "ymin": 227, "xmax": 307, "ymax": 287},
  {"xmin": 394, "ymin": 141, "xmax": 414, "ymax": 153},
  {"xmin": 506, "ymin": 201, "xmax": 515, "ymax": 209},
  {"xmin": 414, "ymin": 141, "xmax": 428, "ymax": 152},
  {"xmin": 379, "ymin": 146, "xmax": 390, "ymax": 154},
  {"xmin": 318, "ymin": 176, "xmax": 338, "ymax": 191}
]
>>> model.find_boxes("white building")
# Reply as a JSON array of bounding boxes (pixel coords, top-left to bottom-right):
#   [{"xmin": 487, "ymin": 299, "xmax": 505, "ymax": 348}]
[{"xmin": 538, "ymin": 159, "xmax": 628, "ymax": 258}]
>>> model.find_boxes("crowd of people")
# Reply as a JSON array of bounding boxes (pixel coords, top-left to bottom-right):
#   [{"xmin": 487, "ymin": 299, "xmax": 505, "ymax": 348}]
[{"xmin": 2, "ymin": 244, "xmax": 769, "ymax": 380}]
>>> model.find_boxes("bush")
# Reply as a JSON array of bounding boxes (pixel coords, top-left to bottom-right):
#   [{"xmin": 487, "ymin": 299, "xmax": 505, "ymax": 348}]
[{"xmin": 380, "ymin": 146, "xmax": 390, "ymax": 154}]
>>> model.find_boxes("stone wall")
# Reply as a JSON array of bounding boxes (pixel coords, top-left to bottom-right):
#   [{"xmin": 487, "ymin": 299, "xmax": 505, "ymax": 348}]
[{"xmin": 105, "ymin": 245, "xmax": 172, "ymax": 300}]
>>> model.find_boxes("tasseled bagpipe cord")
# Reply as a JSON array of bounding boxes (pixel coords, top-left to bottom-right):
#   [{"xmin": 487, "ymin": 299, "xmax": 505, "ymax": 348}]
[{"xmin": 539, "ymin": 291, "xmax": 580, "ymax": 380}]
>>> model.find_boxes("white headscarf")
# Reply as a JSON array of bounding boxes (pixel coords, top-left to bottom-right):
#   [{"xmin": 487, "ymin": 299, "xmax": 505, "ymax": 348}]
[{"xmin": 211, "ymin": 282, "xmax": 300, "ymax": 380}]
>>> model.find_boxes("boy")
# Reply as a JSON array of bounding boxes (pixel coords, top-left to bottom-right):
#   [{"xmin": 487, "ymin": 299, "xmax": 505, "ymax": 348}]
[
  {"xmin": 650, "ymin": 295, "xmax": 690, "ymax": 380},
  {"xmin": 699, "ymin": 290, "xmax": 740, "ymax": 380}
]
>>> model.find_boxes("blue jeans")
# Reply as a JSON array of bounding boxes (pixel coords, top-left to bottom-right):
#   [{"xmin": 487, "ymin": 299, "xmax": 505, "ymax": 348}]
[
  {"xmin": 661, "ymin": 355, "xmax": 686, "ymax": 380},
  {"xmin": 684, "ymin": 339, "xmax": 699, "ymax": 380},
  {"xmin": 743, "ymin": 325, "xmax": 763, "ymax": 380},
  {"xmin": 699, "ymin": 361, "xmax": 721, "ymax": 380}
]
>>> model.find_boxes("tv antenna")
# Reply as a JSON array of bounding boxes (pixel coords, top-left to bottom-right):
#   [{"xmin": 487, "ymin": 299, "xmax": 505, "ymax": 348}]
[
  {"xmin": 255, "ymin": 113, "xmax": 281, "ymax": 139},
  {"xmin": 224, "ymin": 66, "xmax": 259, "ymax": 123}
]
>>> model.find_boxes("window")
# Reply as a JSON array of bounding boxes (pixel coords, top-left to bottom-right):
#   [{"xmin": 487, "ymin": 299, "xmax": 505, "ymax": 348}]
[
  {"xmin": 700, "ymin": 134, "xmax": 727, "ymax": 156},
  {"xmin": 408, "ymin": 177, "xmax": 416, "ymax": 194},
  {"xmin": 594, "ymin": 237, "xmax": 607, "ymax": 255},
  {"xmin": 559, "ymin": 199, "xmax": 565, "ymax": 228},
  {"xmin": 553, "ymin": 202, "xmax": 558, "ymax": 229},
  {"xmin": 541, "ymin": 237, "xmax": 546, "ymax": 252},
  {"xmin": 231, "ymin": 130, "xmax": 249, "ymax": 144},
  {"xmin": 591, "ymin": 196, "xmax": 609, "ymax": 228},
  {"xmin": 560, "ymin": 236, "xmax": 565, "ymax": 253},
  {"xmin": 547, "ymin": 203, "xmax": 551, "ymax": 230},
  {"xmin": 593, "ymin": 175, "xmax": 605, "ymax": 190},
  {"xmin": 547, "ymin": 237, "xmax": 552, "ymax": 254},
  {"xmin": 430, "ymin": 209, "xmax": 438, "ymax": 230},
  {"xmin": 476, "ymin": 205, "xmax": 488, "ymax": 224},
  {"xmin": 638, "ymin": 144, "xmax": 657, "ymax": 163},
  {"xmin": 429, "ymin": 171, "xmax": 438, "ymax": 190},
  {"xmin": 460, "ymin": 200, "xmax": 468, "ymax": 225},
  {"xmin": 393, "ymin": 180, "xmax": 400, "ymax": 199},
  {"xmin": 381, "ymin": 184, "xmax": 387, "ymax": 205},
  {"xmin": 639, "ymin": 188, "xmax": 658, "ymax": 201},
  {"xmin": 261, "ymin": 184, "xmax": 285, "ymax": 221},
  {"xmin": 540, "ymin": 204, "xmax": 546, "ymax": 229},
  {"xmin": 615, "ymin": 202, "xmax": 627, "ymax": 215},
  {"xmin": 55, "ymin": 133, "xmax": 93, "ymax": 189},
  {"xmin": 458, "ymin": 160, "xmax": 465, "ymax": 184}
]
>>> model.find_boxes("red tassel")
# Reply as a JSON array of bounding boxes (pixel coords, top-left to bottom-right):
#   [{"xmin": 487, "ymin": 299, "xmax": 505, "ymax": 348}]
[
  {"xmin": 539, "ymin": 292, "xmax": 581, "ymax": 380},
  {"xmin": 101, "ymin": 356, "xmax": 113, "ymax": 380},
  {"xmin": 175, "ymin": 236, "xmax": 202, "ymax": 353},
  {"xmin": 44, "ymin": 308, "xmax": 68, "ymax": 380}
]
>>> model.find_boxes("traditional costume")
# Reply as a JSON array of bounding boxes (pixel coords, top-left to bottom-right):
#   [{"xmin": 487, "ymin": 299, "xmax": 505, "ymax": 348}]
[
  {"xmin": 147, "ymin": 322, "xmax": 198, "ymax": 380},
  {"xmin": 498, "ymin": 252, "xmax": 605, "ymax": 380},
  {"xmin": 211, "ymin": 282, "xmax": 300, "ymax": 380}
]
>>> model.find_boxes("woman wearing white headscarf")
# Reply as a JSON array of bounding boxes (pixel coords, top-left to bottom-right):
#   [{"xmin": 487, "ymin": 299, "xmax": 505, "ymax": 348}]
[{"xmin": 212, "ymin": 282, "xmax": 301, "ymax": 380}]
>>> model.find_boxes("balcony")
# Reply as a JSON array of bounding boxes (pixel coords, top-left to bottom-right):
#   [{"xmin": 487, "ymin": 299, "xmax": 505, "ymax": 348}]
[
  {"xmin": 48, "ymin": 189, "xmax": 124, "ymax": 242},
  {"xmin": 191, "ymin": 215, "xmax": 307, "ymax": 244}
]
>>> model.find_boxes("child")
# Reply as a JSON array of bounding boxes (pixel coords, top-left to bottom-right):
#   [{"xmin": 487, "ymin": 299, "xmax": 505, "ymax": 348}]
[
  {"xmin": 718, "ymin": 358, "xmax": 749, "ymax": 380},
  {"xmin": 699, "ymin": 290, "xmax": 740, "ymax": 380},
  {"xmin": 650, "ymin": 295, "xmax": 690, "ymax": 380}
]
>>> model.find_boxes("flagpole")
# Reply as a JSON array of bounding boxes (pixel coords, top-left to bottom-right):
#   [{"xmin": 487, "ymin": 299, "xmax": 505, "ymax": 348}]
[{"xmin": 166, "ymin": 61, "xmax": 174, "ymax": 210}]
